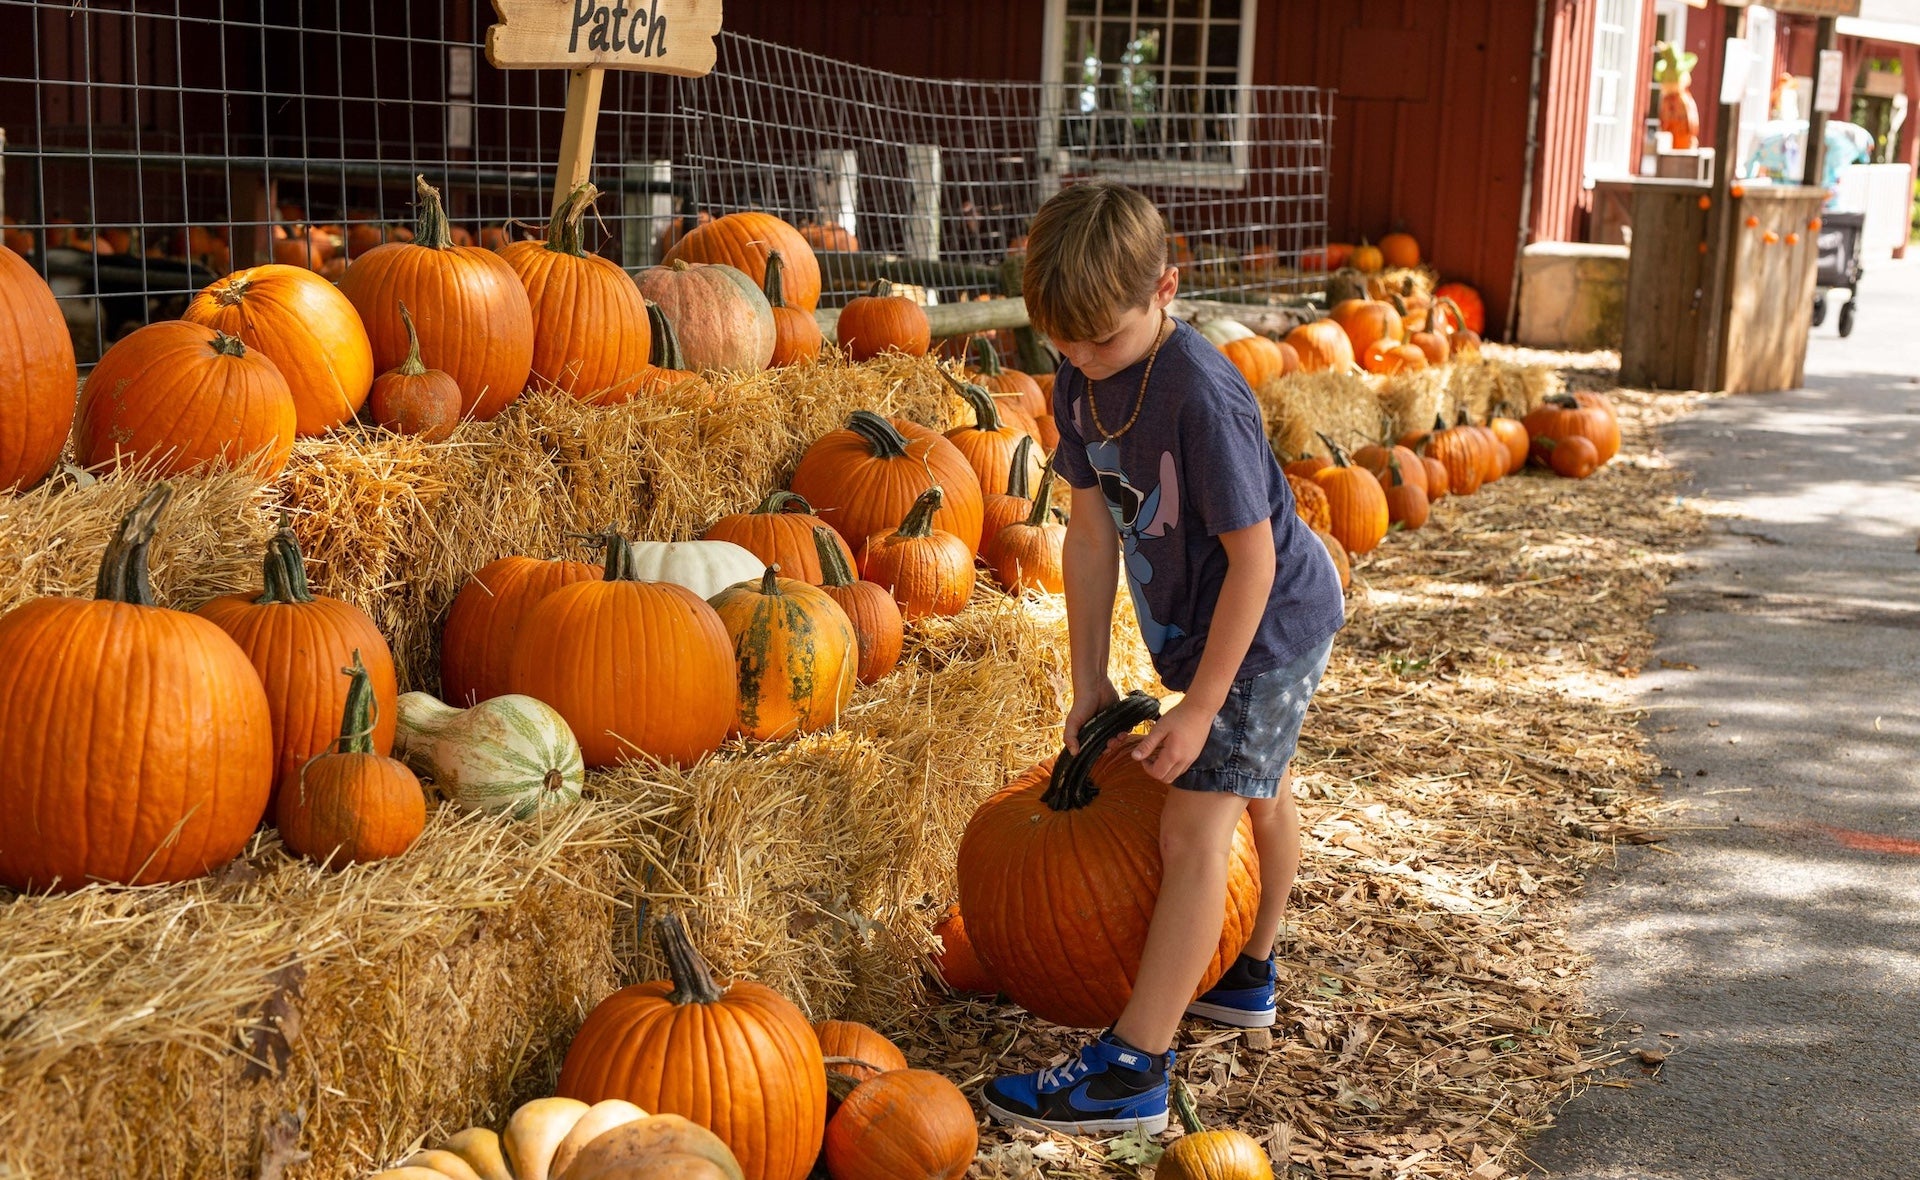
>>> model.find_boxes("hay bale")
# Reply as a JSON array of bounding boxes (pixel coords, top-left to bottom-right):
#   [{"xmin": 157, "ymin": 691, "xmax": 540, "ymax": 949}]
[{"xmin": 1253, "ymin": 371, "xmax": 1390, "ymax": 460}]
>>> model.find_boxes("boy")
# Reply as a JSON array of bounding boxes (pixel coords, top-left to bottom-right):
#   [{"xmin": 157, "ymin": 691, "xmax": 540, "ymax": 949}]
[{"xmin": 983, "ymin": 182, "xmax": 1346, "ymax": 1135}]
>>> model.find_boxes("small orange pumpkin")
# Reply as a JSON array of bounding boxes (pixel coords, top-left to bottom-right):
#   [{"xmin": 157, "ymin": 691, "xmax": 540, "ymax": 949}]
[
  {"xmin": 276, "ymin": 652, "xmax": 426, "ymax": 868},
  {"xmin": 837, "ymin": 279, "xmax": 930, "ymax": 362},
  {"xmin": 369, "ymin": 301, "xmax": 462, "ymax": 442},
  {"xmin": 813, "ymin": 526, "xmax": 904, "ymax": 685},
  {"xmin": 1284, "ymin": 320, "xmax": 1356, "ymax": 373},
  {"xmin": 858, "ymin": 487, "xmax": 977, "ymax": 620},
  {"xmin": 763, "ymin": 250, "xmax": 823, "ymax": 366},
  {"xmin": 982, "ymin": 455, "xmax": 1066, "ymax": 595},
  {"xmin": 703, "ymin": 491, "xmax": 854, "ymax": 587},
  {"xmin": 1310, "ymin": 435, "xmax": 1389, "ymax": 557},
  {"xmin": 708, "ymin": 566, "xmax": 858, "ymax": 742},
  {"xmin": 823, "ymin": 1070, "xmax": 976, "ymax": 1180}
]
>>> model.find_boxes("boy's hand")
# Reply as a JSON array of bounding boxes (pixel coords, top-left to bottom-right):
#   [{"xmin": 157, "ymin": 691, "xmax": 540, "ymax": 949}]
[
  {"xmin": 1063, "ymin": 677, "xmax": 1122, "ymax": 755},
  {"xmin": 1132, "ymin": 699, "xmax": 1215, "ymax": 783}
]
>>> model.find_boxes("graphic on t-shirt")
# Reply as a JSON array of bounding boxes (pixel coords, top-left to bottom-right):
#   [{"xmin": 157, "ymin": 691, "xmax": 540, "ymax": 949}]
[{"xmin": 1085, "ymin": 439, "xmax": 1186, "ymax": 654}]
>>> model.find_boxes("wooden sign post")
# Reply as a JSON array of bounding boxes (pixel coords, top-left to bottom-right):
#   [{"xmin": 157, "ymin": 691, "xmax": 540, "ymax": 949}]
[{"xmin": 486, "ymin": 0, "xmax": 724, "ymax": 211}]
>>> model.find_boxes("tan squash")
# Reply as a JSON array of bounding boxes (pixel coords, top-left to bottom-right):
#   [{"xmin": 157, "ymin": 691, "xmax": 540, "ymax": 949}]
[{"xmin": 504, "ymin": 1097, "xmax": 592, "ymax": 1180}]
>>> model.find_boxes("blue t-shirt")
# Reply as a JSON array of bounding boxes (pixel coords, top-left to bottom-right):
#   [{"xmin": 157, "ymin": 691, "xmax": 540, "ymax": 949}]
[{"xmin": 1053, "ymin": 319, "xmax": 1345, "ymax": 691}]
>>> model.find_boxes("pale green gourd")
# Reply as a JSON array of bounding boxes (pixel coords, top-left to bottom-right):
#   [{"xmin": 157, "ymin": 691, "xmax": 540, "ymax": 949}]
[{"xmin": 395, "ymin": 692, "xmax": 584, "ymax": 819}]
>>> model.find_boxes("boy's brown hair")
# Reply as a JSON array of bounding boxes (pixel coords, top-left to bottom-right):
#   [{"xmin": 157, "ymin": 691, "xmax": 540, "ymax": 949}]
[{"xmin": 1021, "ymin": 180, "xmax": 1169, "ymax": 343}]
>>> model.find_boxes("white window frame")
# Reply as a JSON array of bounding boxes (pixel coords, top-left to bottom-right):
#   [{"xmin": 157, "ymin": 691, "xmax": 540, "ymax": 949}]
[
  {"xmin": 1038, "ymin": 0, "xmax": 1259, "ymax": 193},
  {"xmin": 1585, "ymin": 0, "xmax": 1647, "ymax": 183}
]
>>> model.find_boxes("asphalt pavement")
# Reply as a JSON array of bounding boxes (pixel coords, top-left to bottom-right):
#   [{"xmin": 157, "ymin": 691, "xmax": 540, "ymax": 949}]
[{"xmin": 1524, "ymin": 254, "xmax": 1920, "ymax": 1179}]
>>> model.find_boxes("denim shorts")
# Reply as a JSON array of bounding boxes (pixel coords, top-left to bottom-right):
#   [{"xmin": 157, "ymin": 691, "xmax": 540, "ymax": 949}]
[{"xmin": 1177, "ymin": 634, "xmax": 1334, "ymax": 799}]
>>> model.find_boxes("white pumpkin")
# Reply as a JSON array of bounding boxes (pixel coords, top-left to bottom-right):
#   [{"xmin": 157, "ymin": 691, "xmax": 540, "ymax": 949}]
[
  {"xmin": 396, "ymin": 692, "xmax": 584, "ymax": 819},
  {"xmin": 622, "ymin": 538, "xmax": 763, "ymax": 600},
  {"xmin": 1196, "ymin": 317, "xmax": 1254, "ymax": 347}
]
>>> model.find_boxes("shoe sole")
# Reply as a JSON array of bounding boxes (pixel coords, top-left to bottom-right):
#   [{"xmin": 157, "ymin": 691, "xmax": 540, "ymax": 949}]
[
  {"xmin": 982, "ymin": 1097, "xmax": 1169, "ymax": 1137},
  {"xmin": 1184, "ymin": 999, "xmax": 1278, "ymax": 1028}
]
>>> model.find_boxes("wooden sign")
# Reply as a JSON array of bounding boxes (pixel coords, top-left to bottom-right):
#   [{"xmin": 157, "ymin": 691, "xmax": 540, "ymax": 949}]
[{"xmin": 487, "ymin": 0, "xmax": 722, "ymax": 76}]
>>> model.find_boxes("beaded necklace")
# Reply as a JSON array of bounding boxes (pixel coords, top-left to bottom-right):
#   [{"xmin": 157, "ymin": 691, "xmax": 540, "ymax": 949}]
[{"xmin": 1086, "ymin": 309, "xmax": 1171, "ymax": 441}]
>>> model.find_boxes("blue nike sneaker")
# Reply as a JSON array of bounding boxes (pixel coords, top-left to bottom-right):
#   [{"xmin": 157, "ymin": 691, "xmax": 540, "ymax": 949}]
[
  {"xmin": 1185, "ymin": 954, "xmax": 1277, "ymax": 1027},
  {"xmin": 982, "ymin": 1031, "xmax": 1172, "ymax": 1135}
]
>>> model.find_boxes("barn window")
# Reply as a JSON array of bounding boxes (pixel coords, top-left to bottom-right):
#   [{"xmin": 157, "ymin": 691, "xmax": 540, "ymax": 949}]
[
  {"xmin": 1040, "ymin": 0, "xmax": 1258, "ymax": 189},
  {"xmin": 1586, "ymin": 0, "xmax": 1647, "ymax": 181}
]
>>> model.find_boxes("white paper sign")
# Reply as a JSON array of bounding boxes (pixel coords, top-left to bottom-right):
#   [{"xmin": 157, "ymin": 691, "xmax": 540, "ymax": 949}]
[
  {"xmin": 1720, "ymin": 39, "xmax": 1753, "ymax": 105},
  {"xmin": 1815, "ymin": 48, "xmax": 1844, "ymax": 113}
]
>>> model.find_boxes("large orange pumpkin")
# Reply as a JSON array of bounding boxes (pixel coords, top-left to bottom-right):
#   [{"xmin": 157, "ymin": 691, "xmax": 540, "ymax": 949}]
[
  {"xmin": 184, "ymin": 263, "xmax": 373, "ymax": 436},
  {"xmin": 1311, "ymin": 439, "xmax": 1389, "ymax": 557},
  {"xmin": 75, "ymin": 322, "xmax": 296, "ymax": 479},
  {"xmin": 790, "ymin": 411, "xmax": 985, "ymax": 551},
  {"xmin": 859, "ymin": 487, "xmax": 977, "ymax": 621},
  {"xmin": 0, "ymin": 246, "xmax": 78, "ymax": 491},
  {"xmin": 1434, "ymin": 282, "xmax": 1486, "ymax": 334},
  {"xmin": 1524, "ymin": 394, "xmax": 1619, "ymax": 467},
  {"xmin": 836, "ymin": 279, "xmax": 930, "ymax": 362},
  {"xmin": 798, "ymin": 221, "xmax": 858, "ymax": 253},
  {"xmin": 823, "ymin": 1070, "xmax": 977, "ymax": 1180},
  {"xmin": 507, "ymin": 532, "xmax": 737, "ymax": 768},
  {"xmin": 557, "ymin": 914, "xmax": 828, "ymax": 1180},
  {"xmin": 1283, "ymin": 320, "xmax": 1355, "ymax": 373},
  {"xmin": 1330, "ymin": 298, "xmax": 1403, "ymax": 359},
  {"xmin": 763, "ymin": 250, "xmax": 822, "ymax": 367},
  {"xmin": 637, "ymin": 258, "xmax": 776, "ymax": 375},
  {"xmin": 0, "ymin": 486, "xmax": 273, "ymax": 891},
  {"xmin": 196, "ymin": 528, "xmax": 399, "ymax": 813},
  {"xmin": 956, "ymin": 694, "xmax": 1260, "ymax": 1029},
  {"xmin": 1220, "ymin": 335, "xmax": 1294, "ymax": 388},
  {"xmin": 339, "ymin": 175, "xmax": 535, "ymax": 420},
  {"xmin": 1404, "ymin": 415, "xmax": 1485, "ymax": 497},
  {"xmin": 497, "ymin": 182, "xmax": 655, "ymax": 404},
  {"xmin": 440, "ymin": 554, "xmax": 601, "ymax": 707},
  {"xmin": 665, "ymin": 211, "xmax": 821, "ymax": 314},
  {"xmin": 275, "ymin": 652, "xmax": 425, "ymax": 868},
  {"xmin": 814, "ymin": 526, "xmax": 903, "ymax": 685},
  {"xmin": 709, "ymin": 567, "xmax": 858, "ymax": 741},
  {"xmin": 702, "ymin": 491, "xmax": 854, "ymax": 586}
]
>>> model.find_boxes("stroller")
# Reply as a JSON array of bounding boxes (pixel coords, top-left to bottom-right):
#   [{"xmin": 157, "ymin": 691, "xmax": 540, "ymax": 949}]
[{"xmin": 1812, "ymin": 211, "xmax": 1864, "ymax": 338}]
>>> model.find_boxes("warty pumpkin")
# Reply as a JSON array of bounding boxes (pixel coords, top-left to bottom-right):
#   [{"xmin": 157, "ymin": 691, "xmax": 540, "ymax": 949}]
[
  {"xmin": 836, "ymin": 279, "xmax": 930, "ymax": 362},
  {"xmin": 664, "ymin": 210, "xmax": 821, "ymax": 313},
  {"xmin": 0, "ymin": 485, "xmax": 273, "ymax": 891},
  {"xmin": 1310, "ymin": 436, "xmax": 1389, "ymax": 557},
  {"xmin": 982, "ymin": 455, "xmax": 1066, "ymax": 595},
  {"xmin": 557, "ymin": 913, "xmax": 827, "ymax": 1180},
  {"xmin": 0, "ymin": 245, "xmax": 78, "ymax": 492},
  {"xmin": 956, "ymin": 694, "xmax": 1259, "ymax": 1028},
  {"xmin": 183, "ymin": 261, "xmax": 373, "ymax": 436},
  {"xmin": 637, "ymin": 258, "xmax": 776, "ymax": 375},
  {"xmin": 75, "ymin": 322, "xmax": 296, "ymax": 479},
  {"xmin": 858, "ymin": 487, "xmax": 978, "ymax": 621},
  {"xmin": 702, "ymin": 491, "xmax": 853, "ymax": 586},
  {"xmin": 508, "ymin": 532, "xmax": 737, "ymax": 768},
  {"xmin": 395, "ymin": 692, "xmax": 584, "ymax": 819},
  {"xmin": 822, "ymin": 1069, "xmax": 977, "ymax": 1180},
  {"xmin": 441, "ymin": 554, "xmax": 602, "ymax": 707},
  {"xmin": 499, "ymin": 183, "xmax": 656, "ymax": 403},
  {"xmin": 369, "ymin": 300, "xmax": 463, "ymax": 441},
  {"xmin": 1283, "ymin": 319, "xmax": 1355, "ymax": 373},
  {"xmin": 942, "ymin": 372, "xmax": 1044, "ymax": 497},
  {"xmin": 709, "ymin": 566, "xmax": 858, "ymax": 741},
  {"xmin": 276, "ymin": 652, "xmax": 426, "ymax": 867},
  {"xmin": 814, "ymin": 526, "xmax": 903, "ymax": 685},
  {"xmin": 763, "ymin": 250, "xmax": 822, "ymax": 366},
  {"xmin": 789, "ymin": 410, "xmax": 985, "ymax": 551},
  {"xmin": 195, "ymin": 526, "xmax": 399, "ymax": 811},
  {"xmin": 339, "ymin": 175, "xmax": 535, "ymax": 420}
]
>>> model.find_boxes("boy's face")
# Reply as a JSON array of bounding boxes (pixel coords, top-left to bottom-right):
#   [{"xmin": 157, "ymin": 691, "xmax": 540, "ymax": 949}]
[{"xmin": 1049, "ymin": 266, "xmax": 1179, "ymax": 381}]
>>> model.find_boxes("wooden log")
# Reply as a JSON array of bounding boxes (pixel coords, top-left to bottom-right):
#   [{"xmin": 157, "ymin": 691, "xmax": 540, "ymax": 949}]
[{"xmin": 812, "ymin": 293, "xmax": 1319, "ymax": 342}]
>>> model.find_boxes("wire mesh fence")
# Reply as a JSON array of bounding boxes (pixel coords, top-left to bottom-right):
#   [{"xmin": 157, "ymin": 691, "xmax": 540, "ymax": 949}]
[{"xmin": 0, "ymin": 1, "xmax": 1331, "ymax": 363}]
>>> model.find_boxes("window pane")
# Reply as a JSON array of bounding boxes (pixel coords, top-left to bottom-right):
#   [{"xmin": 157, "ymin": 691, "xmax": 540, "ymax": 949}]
[
  {"xmin": 1139, "ymin": 0, "xmax": 1169, "ymax": 17},
  {"xmin": 1101, "ymin": 21, "xmax": 1133, "ymax": 65},
  {"xmin": 1174, "ymin": 0, "xmax": 1201, "ymax": 16},
  {"xmin": 1213, "ymin": 0, "xmax": 1242, "ymax": 19},
  {"xmin": 1171, "ymin": 22, "xmax": 1199, "ymax": 67},
  {"xmin": 1066, "ymin": 0, "xmax": 1097, "ymax": 14},
  {"xmin": 1208, "ymin": 23, "xmax": 1239, "ymax": 68},
  {"xmin": 1103, "ymin": 0, "xmax": 1133, "ymax": 15}
]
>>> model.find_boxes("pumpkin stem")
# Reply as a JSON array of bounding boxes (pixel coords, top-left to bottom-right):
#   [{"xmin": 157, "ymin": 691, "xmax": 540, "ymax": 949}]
[
  {"xmin": 94, "ymin": 483, "xmax": 173, "ymax": 606},
  {"xmin": 1316, "ymin": 431, "xmax": 1351, "ymax": 467},
  {"xmin": 866, "ymin": 278, "xmax": 895, "ymax": 298},
  {"xmin": 1005, "ymin": 435, "xmax": 1035, "ymax": 500},
  {"xmin": 845, "ymin": 410, "xmax": 913, "ymax": 460},
  {"xmin": 1431, "ymin": 414, "xmax": 1447, "ymax": 432},
  {"xmin": 657, "ymin": 913, "xmax": 726, "ymax": 1005},
  {"xmin": 209, "ymin": 330, "xmax": 249, "ymax": 359},
  {"xmin": 892, "ymin": 486, "xmax": 944, "ymax": 539},
  {"xmin": 543, "ymin": 768, "xmax": 565, "ymax": 794},
  {"xmin": 764, "ymin": 250, "xmax": 790, "ymax": 309},
  {"xmin": 544, "ymin": 182, "xmax": 599, "ymax": 258},
  {"xmin": 212, "ymin": 273, "xmax": 250, "ymax": 307},
  {"xmin": 943, "ymin": 371, "xmax": 1005, "ymax": 433},
  {"xmin": 1040, "ymin": 692, "xmax": 1161, "ymax": 812},
  {"xmin": 1170, "ymin": 1077, "xmax": 1207, "ymax": 1136},
  {"xmin": 754, "ymin": 490, "xmax": 814, "ymax": 516},
  {"xmin": 1022, "ymin": 451, "xmax": 1058, "ymax": 528},
  {"xmin": 814, "ymin": 526, "xmax": 857, "ymax": 589},
  {"xmin": 646, "ymin": 301, "xmax": 686, "ymax": 371},
  {"xmin": 255, "ymin": 527, "xmax": 319, "ymax": 605},
  {"xmin": 394, "ymin": 300, "xmax": 428, "ymax": 377},
  {"xmin": 758, "ymin": 565, "xmax": 782, "ymax": 595},
  {"xmin": 971, "ymin": 336, "xmax": 1006, "ymax": 377},
  {"xmin": 334, "ymin": 650, "xmax": 377, "ymax": 756},
  {"xmin": 598, "ymin": 529, "xmax": 641, "ymax": 582},
  {"xmin": 412, "ymin": 174, "xmax": 454, "ymax": 250},
  {"xmin": 1387, "ymin": 455, "xmax": 1406, "ymax": 488},
  {"xmin": 1545, "ymin": 393, "xmax": 1580, "ymax": 410}
]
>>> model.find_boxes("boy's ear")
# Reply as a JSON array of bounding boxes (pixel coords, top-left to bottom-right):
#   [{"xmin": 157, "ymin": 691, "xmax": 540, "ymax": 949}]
[{"xmin": 1155, "ymin": 265, "xmax": 1180, "ymax": 306}]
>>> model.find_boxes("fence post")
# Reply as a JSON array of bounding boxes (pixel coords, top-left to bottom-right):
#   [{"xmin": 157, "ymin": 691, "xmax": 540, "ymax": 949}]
[
  {"xmin": 904, "ymin": 144, "xmax": 941, "ymax": 264},
  {"xmin": 813, "ymin": 149, "xmax": 857, "ymax": 241},
  {"xmin": 633, "ymin": 159, "xmax": 674, "ymax": 266}
]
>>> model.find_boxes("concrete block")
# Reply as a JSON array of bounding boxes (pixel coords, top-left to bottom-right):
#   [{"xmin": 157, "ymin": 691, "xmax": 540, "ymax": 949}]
[{"xmin": 1517, "ymin": 242, "xmax": 1630, "ymax": 351}]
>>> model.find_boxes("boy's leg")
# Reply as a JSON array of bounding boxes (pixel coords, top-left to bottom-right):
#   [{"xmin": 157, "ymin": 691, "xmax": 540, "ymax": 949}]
[
  {"xmin": 1239, "ymin": 764, "xmax": 1299, "ymax": 960},
  {"xmin": 1111, "ymin": 786, "xmax": 1251, "ymax": 1055}
]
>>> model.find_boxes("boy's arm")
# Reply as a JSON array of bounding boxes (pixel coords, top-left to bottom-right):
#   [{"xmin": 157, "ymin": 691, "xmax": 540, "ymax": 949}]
[
  {"xmin": 1061, "ymin": 483, "xmax": 1121, "ymax": 754},
  {"xmin": 1132, "ymin": 519, "xmax": 1275, "ymax": 782}
]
